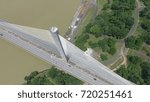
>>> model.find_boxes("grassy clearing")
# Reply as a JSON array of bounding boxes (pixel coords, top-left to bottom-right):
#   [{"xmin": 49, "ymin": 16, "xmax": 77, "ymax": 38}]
[
  {"xmin": 97, "ymin": 0, "xmax": 108, "ymax": 10},
  {"xmin": 75, "ymin": 6, "xmax": 97, "ymax": 38}
]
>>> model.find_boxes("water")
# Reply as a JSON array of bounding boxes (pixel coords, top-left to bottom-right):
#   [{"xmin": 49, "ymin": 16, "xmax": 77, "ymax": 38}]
[
  {"xmin": 0, "ymin": 0, "xmax": 80, "ymax": 84},
  {"xmin": 0, "ymin": 0, "xmax": 80, "ymax": 34}
]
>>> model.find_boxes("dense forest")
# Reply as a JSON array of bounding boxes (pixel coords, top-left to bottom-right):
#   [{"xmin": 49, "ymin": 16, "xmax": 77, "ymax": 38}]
[
  {"xmin": 125, "ymin": 0, "xmax": 150, "ymax": 49},
  {"xmin": 24, "ymin": 66, "xmax": 83, "ymax": 85},
  {"xmin": 139, "ymin": 0, "xmax": 150, "ymax": 45},
  {"xmin": 116, "ymin": 0, "xmax": 150, "ymax": 84},
  {"xmin": 116, "ymin": 56, "xmax": 150, "ymax": 84},
  {"xmin": 85, "ymin": 0, "xmax": 136, "ymax": 39},
  {"xmin": 75, "ymin": 0, "xmax": 136, "ymax": 56}
]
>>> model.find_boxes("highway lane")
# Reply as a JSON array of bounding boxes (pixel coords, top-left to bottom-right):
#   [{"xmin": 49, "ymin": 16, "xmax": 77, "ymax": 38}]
[
  {"xmin": 0, "ymin": 21, "xmax": 134, "ymax": 84},
  {"xmin": 0, "ymin": 27, "xmax": 108, "ymax": 84},
  {"xmin": 0, "ymin": 24, "xmax": 110, "ymax": 84}
]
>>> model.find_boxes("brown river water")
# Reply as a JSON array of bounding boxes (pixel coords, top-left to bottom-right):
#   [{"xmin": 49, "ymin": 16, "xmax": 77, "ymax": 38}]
[{"xmin": 0, "ymin": 0, "xmax": 80, "ymax": 84}]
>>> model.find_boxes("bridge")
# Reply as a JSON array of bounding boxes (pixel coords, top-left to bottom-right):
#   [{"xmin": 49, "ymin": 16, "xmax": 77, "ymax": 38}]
[{"xmin": 0, "ymin": 20, "xmax": 134, "ymax": 85}]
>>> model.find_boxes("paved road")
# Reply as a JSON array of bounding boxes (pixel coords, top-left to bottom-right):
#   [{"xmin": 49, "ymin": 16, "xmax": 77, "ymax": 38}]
[{"xmin": 0, "ymin": 21, "xmax": 134, "ymax": 85}]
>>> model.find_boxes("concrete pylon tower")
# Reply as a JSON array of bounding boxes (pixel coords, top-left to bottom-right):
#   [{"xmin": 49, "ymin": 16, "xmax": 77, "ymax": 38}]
[{"xmin": 49, "ymin": 27, "xmax": 68, "ymax": 62}]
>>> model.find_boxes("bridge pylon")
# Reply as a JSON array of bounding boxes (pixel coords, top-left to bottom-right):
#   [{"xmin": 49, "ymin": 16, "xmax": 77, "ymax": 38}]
[{"xmin": 49, "ymin": 27, "xmax": 68, "ymax": 62}]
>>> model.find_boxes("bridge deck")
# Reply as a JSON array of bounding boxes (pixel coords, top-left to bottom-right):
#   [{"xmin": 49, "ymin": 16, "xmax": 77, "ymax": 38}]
[{"xmin": 0, "ymin": 21, "xmax": 134, "ymax": 85}]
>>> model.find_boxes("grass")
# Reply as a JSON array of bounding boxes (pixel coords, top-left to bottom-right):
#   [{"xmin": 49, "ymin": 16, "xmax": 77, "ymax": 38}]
[
  {"xmin": 75, "ymin": 5, "xmax": 97, "ymax": 51},
  {"xmin": 75, "ymin": 0, "xmax": 107, "ymax": 38},
  {"xmin": 75, "ymin": 0, "xmax": 113, "ymax": 54},
  {"xmin": 75, "ymin": 0, "xmax": 122, "ymax": 65},
  {"xmin": 97, "ymin": 0, "xmax": 108, "ymax": 10},
  {"xmin": 75, "ymin": 6, "xmax": 97, "ymax": 38},
  {"xmin": 75, "ymin": 0, "xmax": 108, "ymax": 52}
]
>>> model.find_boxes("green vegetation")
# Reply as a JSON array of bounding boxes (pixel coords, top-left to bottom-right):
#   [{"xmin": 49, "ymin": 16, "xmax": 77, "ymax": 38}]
[
  {"xmin": 75, "ymin": 33, "xmax": 89, "ymax": 51},
  {"xmin": 127, "ymin": 55, "xmax": 142, "ymax": 65},
  {"xmin": 24, "ymin": 66, "xmax": 83, "ymax": 85},
  {"xmin": 29, "ymin": 76, "xmax": 52, "ymax": 85},
  {"xmin": 24, "ymin": 71, "xmax": 52, "ymax": 85},
  {"xmin": 75, "ymin": 5, "xmax": 97, "ymax": 51},
  {"xmin": 116, "ymin": 0, "xmax": 150, "ymax": 85},
  {"xmin": 47, "ymin": 66, "xmax": 83, "ymax": 85},
  {"xmin": 86, "ymin": 0, "xmax": 136, "ymax": 39},
  {"xmin": 139, "ymin": 0, "xmax": 150, "ymax": 45},
  {"xmin": 143, "ymin": 47, "xmax": 150, "ymax": 57},
  {"xmin": 116, "ymin": 55, "xmax": 150, "ymax": 84},
  {"xmin": 75, "ymin": 0, "xmax": 150, "ymax": 85},
  {"xmin": 101, "ymin": 54, "xmax": 108, "ymax": 61},
  {"xmin": 116, "ymin": 56, "xmax": 143, "ymax": 84},
  {"xmin": 75, "ymin": 0, "xmax": 136, "ymax": 61},
  {"xmin": 97, "ymin": 0, "xmax": 109, "ymax": 10},
  {"xmin": 125, "ymin": 36, "xmax": 143, "ymax": 50},
  {"xmin": 141, "ymin": 62, "xmax": 150, "ymax": 84},
  {"xmin": 98, "ymin": 38, "xmax": 117, "ymax": 55}
]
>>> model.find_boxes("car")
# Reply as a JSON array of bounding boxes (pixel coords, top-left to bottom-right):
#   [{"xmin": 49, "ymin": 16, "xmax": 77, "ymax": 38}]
[{"xmin": 93, "ymin": 78, "xmax": 97, "ymax": 80}]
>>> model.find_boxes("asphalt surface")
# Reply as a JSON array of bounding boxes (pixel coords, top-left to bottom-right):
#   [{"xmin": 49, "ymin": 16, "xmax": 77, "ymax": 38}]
[{"xmin": 0, "ymin": 21, "xmax": 134, "ymax": 85}]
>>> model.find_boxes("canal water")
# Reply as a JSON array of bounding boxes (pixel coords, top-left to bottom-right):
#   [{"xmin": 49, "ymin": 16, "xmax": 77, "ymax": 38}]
[{"xmin": 0, "ymin": 0, "xmax": 80, "ymax": 84}]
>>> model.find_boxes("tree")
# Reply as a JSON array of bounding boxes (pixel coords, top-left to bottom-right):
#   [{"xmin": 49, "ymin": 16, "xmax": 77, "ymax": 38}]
[
  {"xmin": 135, "ymin": 38, "xmax": 143, "ymax": 47},
  {"xmin": 88, "ymin": 41, "xmax": 98, "ymax": 48},
  {"xmin": 116, "ymin": 65, "xmax": 128, "ymax": 79},
  {"xmin": 141, "ymin": 19, "xmax": 150, "ymax": 32},
  {"xmin": 127, "ymin": 55, "xmax": 142, "ymax": 65},
  {"xmin": 90, "ymin": 25, "xmax": 101, "ymax": 35},
  {"xmin": 116, "ymin": 63, "xmax": 144, "ymax": 85},
  {"xmin": 127, "ymin": 64, "xmax": 144, "ymax": 84},
  {"xmin": 142, "ymin": 32, "xmax": 150, "ymax": 45},
  {"xmin": 141, "ymin": 62, "xmax": 150, "ymax": 84},
  {"xmin": 75, "ymin": 33, "xmax": 89, "ymax": 51},
  {"xmin": 125, "ymin": 36, "xmax": 143, "ymax": 50},
  {"xmin": 85, "ymin": 23, "xmax": 93, "ymax": 33},
  {"xmin": 98, "ymin": 39, "xmax": 109, "ymax": 52},
  {"xmin": 108, "ymin": 47, "xmax": 116, "ymax": 55},
  {"xmin": 107, "ymin": 38, "xmax": 116, "ymax": 47},
  {"xmin": 125, "ymin": 36, "xmax": 136, "ymax": 48},
  {"xmin": 102, "ymin": 3, "xmax": 110, "ymax": 10},
  {"xmin": 24, "ymin": 71, "xmax": 39, "ymax": 83},
  {"xmin": 47, "ymin": 66, "xmax": 58, "ymax": 79},
  {"xmin": 101, "ymin": 54, "xmax": 108, "ymax": 61},
  {"xmin": 140, "ymin": 7, "xmax": 149, "ymax": 18}
]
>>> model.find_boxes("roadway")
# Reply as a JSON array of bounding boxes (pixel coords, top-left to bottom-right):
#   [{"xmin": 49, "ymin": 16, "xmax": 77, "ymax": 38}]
[{"xmin": 0, "ymin": 20, "xmax": 134, "ymax": 85}]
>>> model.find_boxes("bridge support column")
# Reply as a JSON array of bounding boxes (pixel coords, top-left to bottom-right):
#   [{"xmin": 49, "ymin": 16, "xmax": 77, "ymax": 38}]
[{"xmin": 49, "ymin": 27, "xmax": 68, "ymax": 62}]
